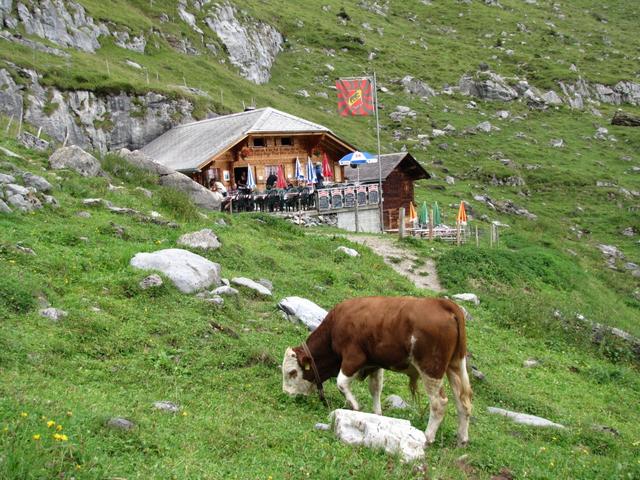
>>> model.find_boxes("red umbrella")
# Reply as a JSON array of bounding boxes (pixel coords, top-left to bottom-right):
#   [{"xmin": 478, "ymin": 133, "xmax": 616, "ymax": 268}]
[
  {"xmin": 321, "ymin": 152, "xmax": 333, "ymax": 178},
  {"xmin": 276, "ymin": 165, "xmax": 287, "ymax": 189}
]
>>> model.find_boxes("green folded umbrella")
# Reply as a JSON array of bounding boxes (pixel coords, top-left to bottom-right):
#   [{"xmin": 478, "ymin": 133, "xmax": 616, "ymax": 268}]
[
  {"xmin": 433, "ymin": 201, "xmax": 441, "ymax": 226},
  {"xmin": 419, "ymin": 201, "xmax": 428, "ymax": 226}
]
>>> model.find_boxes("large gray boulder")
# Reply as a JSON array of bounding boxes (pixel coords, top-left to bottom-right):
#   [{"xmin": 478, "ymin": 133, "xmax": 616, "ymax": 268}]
[
  {"xmin": 0, "ymin": 68, "xmax": 23, "ymax": 120},
  {"xmin": 118, "ymin": 148, "xmax": 173, "ymax": 176},
  {"xmin": 160, "ymin": 172, "xmax": 222, "ymax": 210},
  {"xmin": 278, "ymin": 296, "xmax": 328, "ymax": 331},
  {"xmin": 22, "ymin": 172, "xmax": 52, "ymax": 192},
  {"xmin": 130, "ymin": 248, "xmax": 221, "ymax": 293},
  {"xmin": 48, "ymin": 146, "xmax": 102, "ymax": 177},
  {"xmin": 205, "ymin": 2, "xmax": 283, "ymax": 84},
  {"xmin": 330, "ymin": 409, "xmax": 426, "ymax": 462}
]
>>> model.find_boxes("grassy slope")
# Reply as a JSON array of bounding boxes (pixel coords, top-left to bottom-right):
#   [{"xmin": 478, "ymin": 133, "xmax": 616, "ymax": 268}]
[{"xmin": 1, "ymin": 0, "xmax": 639, "ymax": 478}]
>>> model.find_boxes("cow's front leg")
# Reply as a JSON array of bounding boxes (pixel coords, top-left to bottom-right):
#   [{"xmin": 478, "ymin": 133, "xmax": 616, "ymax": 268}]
[
  {"xmin": 368, "ymin": 369, "xmax": 384, "ymax": 415},
  {"xmin": 337, "ymin": 370, "xmax": 360, "ymax": 411}
]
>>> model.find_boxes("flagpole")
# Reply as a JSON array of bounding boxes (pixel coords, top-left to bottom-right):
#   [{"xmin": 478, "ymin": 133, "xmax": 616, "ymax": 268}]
[{"xmin": 373, "ymin": 71, "xmax": 384, "ymax": 233}]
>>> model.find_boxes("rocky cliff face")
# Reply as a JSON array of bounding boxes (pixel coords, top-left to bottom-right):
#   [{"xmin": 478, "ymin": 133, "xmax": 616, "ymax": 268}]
[
  {"xmin": 204, "ymin": 2, "xmax": 283, "ymax": 84},
  {"xmin": 16, "ymin": 0, "xmax": 105, "ymax": 52},
  {"xmin": 0, "ymin": 67, "xmax": 194, "ymax": 153}
]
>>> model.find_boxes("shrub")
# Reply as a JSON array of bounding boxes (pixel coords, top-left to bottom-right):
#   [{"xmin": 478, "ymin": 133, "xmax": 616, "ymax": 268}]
[
  {"xmin": 100, "ymin": 153, "xmax": 157, "ymax": 188},
  {"xmin": 157, "ymin": 187, "xmax": 199, "ymax": 221}
]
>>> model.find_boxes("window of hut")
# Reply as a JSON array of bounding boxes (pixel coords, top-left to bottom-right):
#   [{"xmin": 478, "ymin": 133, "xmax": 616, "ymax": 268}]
[
  {"xmin": 280, "ymin": 137, "xmax": 292, "ymax": 146},
  {"xmin": 253, "ymin": 137, "xmax": 266, "ymax": 147}
]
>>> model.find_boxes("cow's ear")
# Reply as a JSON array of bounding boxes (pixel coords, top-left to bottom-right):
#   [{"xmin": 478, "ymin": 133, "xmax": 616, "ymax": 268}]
[{"xmin": 296, "ymin": 349, "xmax": 310, "ymax": 370}]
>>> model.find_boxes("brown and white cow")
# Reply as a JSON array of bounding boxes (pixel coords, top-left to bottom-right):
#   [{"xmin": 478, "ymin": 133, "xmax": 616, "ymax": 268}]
[{"xmin": 282, "ymin": 296, "xmax": 473, "ymax": 445}]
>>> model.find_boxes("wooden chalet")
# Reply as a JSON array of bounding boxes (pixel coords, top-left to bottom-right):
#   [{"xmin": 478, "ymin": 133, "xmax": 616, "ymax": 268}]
[
  {"xmin": 344, "ymin": 152, "xmax": 430, "ymax": 230},
  {"xmin": 141, "ymin": 107, "xmax": 355, "ymax": 191}
]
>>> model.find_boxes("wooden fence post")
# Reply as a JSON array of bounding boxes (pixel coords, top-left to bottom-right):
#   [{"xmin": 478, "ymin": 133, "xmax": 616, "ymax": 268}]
[
  {"xmin": 456, "ymin": 223, "xmax": 461, "ymax": 246},
  {"xmin": 398, "ymin": 207, "xmax": 405, "ymax": 239},
  {"xmin": 475, "ymin": 225, "xmax": 479, "ymax": 247}
]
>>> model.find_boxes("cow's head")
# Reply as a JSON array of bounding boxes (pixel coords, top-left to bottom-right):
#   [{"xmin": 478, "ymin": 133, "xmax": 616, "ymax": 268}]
[{"xmin": 282, "ymin": 347, "xmax": 316, "ymax": 396}]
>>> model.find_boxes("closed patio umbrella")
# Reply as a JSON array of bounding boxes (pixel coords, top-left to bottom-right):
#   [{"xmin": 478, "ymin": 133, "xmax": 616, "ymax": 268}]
[
  {"xmin": 456, "ymin": 201, "xmax": 467, "ymax": 225},
  {"xmin": 419, "ymin": 201, "xmax": 428, "ymax": 226},
  {"xmin": 246, "ymin": 164, "xmax": 256, "ymax": 190},
  {"xmin": 294, "ymin": 157, "xmax": 304, "ymax": 181},
  {"xmin": 306, "ymin": 156, "xmax": 317, "ymax": 186},
  {"xmin": 276, "ymin": 165, "xmax": 287, "ymax": 189},
  {"xmin": 321, "ymin": 152, "xmax": 333, "ymax": 179},
  {"xmin": 433, "ymin": 201, "xmax": 441, "ymax": 226}
]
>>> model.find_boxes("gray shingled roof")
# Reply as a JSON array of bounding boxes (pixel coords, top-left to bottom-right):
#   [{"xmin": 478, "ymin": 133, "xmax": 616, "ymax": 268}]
[
  {"xmin": 141, "ymin": 107, "xmax": 333, "ymax": 171},
  {"xmin": 344, "ymin": 152, "xmax": 430, "ymax": 183}
]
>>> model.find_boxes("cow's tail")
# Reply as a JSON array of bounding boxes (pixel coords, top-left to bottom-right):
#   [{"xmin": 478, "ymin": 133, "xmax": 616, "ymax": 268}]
[
  {"xmin": 447, "ymin": 300, "xmax": 473, "ymax": 419},
  {"xmin": 450, "ymin": 301, "xmax": 468, "ymax": 362}
]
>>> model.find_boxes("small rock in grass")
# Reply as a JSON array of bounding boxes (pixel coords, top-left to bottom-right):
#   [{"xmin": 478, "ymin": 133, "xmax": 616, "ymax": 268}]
[
  {"xmin": 452, "ymin": 293, "xmax": 480, "ymax": 305},
  {"xmin": 257, "ymin": 278, "xmax": 273, "ymax": 291},
  {"xmin": 523, "ymin": 358, "xmax": 539, "ymax": 368},
  {"xmin": 211, "ymin": 286, "xmax": 239, "ymax": 296},
  {"xmin": 385, "ymin": 394, "xmax": 409, "ymax": 410},
  {"xmin": 77, "ymin": 211, "xmax": 92, "ymax": 218},
  {"xmin": 177, "ymin": 229, "xmax": 221, "ymax": 250},
  {"xmin": 139, "ymin": 274, "xmax": 163, "ymax": 290},
  {"xmin": 106, "ymin": 417, "xmax": 135, "ymax": 430},
  {"xmin": 591, "ymin": 424, "xmax": 620, "ymax": 436},
  {"xmin": 315, "ymin": 422, "xmax": 330, "ymax": 431},
  {"xmin": 487, "ymin": 407, "xmax": 564, "ymax": 428},
  {"xmin": 231, "ymin": 277, "xmax": 272, "ymax": 296},
  {"xmin": 39, "ymin": 307, "xmax": 68, "ymax": 321},
  {"xmin": 471, "ymin": 365, "xmax": 486, "ymax": 381},
  {"xmin": 153, "ymin": 401, "xmax": 180, "ymax": 413},
  {"xmin": 336, "ymin": 246, "xmax": 359, "ymax": 257},
  {"xmin": 207, "ymin": 295, "xmax": 224, "ymax": 306}
]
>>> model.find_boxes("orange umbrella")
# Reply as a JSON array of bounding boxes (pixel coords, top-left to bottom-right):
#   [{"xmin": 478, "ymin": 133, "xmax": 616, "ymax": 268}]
[
  {"xmin": 276, "ymin": 165, "xmax": 287, "ymax": 189},
  {"xmin": 457, "ymin": 201, "xmax": 467, "ymax": 225},
  {"xmin": 408, "ymin": 202, "xmax": 418, "ymax": 224},
  {"xmin": 321, "ymin": 152, "xmax": 333, "ymax": 178}
]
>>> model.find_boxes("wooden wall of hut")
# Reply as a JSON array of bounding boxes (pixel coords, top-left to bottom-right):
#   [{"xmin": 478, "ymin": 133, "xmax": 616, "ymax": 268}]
[
  {"xmin": 195, "ymin": 134, "xmax": 345, "ymax": 190},
  {"xmin": 381, "ymin": 169, "xmax": 415, "ymax": 230}
]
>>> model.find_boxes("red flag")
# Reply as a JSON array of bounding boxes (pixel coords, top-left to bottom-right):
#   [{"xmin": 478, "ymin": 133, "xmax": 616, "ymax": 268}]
[{"xmin": 336, "ymin": 78, "xmax": 374, "ymax": 116}]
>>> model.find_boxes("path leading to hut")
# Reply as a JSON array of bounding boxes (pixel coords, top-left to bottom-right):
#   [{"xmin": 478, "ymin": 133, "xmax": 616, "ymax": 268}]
[{"xmin": 344, "ymin": 234, "xmax": 443, "ymax": 292}]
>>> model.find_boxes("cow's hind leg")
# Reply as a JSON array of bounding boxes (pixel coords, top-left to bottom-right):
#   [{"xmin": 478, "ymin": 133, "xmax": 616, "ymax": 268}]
[
  {"xmin": 368, "ymin": 369, "xmax": 384, "ymax": 415},
  {"xmin": 420, "ymin": 372, "xmax": 448, "ymax": 444},
  {"xmin": 447, "ymin": 357, "xmax": 473, "ymax": 446}
]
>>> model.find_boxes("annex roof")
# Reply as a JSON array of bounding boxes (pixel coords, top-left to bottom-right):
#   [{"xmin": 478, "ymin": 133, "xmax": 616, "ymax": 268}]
[
  {"xmin": 344, "ymin": 152, "xmax": 430, "ymax": 183},
  {"xmin": 141, "ymin": 107, "xmax": 342, "ymax": 171}
]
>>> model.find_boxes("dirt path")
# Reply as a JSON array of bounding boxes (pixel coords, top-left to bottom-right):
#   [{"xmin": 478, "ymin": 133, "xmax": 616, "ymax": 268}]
[{"xmin": 344, "ymin": 234, "xmax": 443, "ymax": 292}]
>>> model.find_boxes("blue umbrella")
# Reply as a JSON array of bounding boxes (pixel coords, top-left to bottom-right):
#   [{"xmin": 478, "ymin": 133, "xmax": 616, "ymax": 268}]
[
  {"xmin": 246, "ymin": 164, "xmax": 256, "ymax": 190},
  {"xmin": 306, "ymin": 157, "xmax": 317, "ymax": 185},
  {"xmin": 294, "ymin": 157, "xmax": 304, "ymax": 180},
  {"xmin": 338, "ymin": 151, "xmax": 377, "ymax": 166}
]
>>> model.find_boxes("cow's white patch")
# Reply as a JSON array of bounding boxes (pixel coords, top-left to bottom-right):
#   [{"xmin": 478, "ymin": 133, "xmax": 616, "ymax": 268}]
[
  {"xmin": 281, "ymin": 347, "xmax": 316, "ymax": 396},
  {"xmin": 409, "ymin": 335, "xmax": 417, "ymax": 354},
  {"xmin": 337, "ymin": 370, "xmax": 360, "ymax": 411}
]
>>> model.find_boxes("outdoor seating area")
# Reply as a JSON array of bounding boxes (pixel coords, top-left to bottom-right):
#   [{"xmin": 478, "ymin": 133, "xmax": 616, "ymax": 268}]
[{"xmin": 223, "ymin": 186, "xmax": 316, "ymax": 213}]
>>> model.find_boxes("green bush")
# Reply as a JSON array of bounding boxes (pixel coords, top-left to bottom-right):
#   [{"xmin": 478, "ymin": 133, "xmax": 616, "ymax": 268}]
[{"xmin": 157, "ymin": 187, "xmax": 199, "ymax": 221}]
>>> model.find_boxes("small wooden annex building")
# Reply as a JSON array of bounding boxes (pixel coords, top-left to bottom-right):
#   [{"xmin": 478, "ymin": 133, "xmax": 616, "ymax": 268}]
[
  {"xmin": 344, "ymin": 152, "xmax": 430, "ymax": 230},
  {"xmin": 141, "ymin": 107, "xmax": 355, "ymax": 191}
]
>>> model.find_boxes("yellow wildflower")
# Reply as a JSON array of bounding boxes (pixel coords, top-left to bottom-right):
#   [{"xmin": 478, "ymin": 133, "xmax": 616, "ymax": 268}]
[
  {"xmin": 3, "ymin": 426, "xmax": 8, "ymax": 432},
  {"xmin": 47, "ymin": 420, "xmax": 55, "ymax": 428},
  {"xmin": 20, "ymin": 412, "xmax": 28, "ymax": 418},
  {"xmin": 181, "ymin": 411, "xmax": 188, "ymax": 417},
  {"xmin": 32, "ymin": 434, "xmax": 41, "ymax": 441},
  {"xmin": 66, "ymin": 411, "xmax": 73, "ymax": 417},
  {"xmin": 56, "ymin": 424, "xmax": 63, "ymax": 431},
  {"xmin": 75, "ymin": 465, "xmax": 82, "ymax": 470},
  {"xmin": 53, "ymin": 433, "xmax": 68, "ymax": 441}
]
